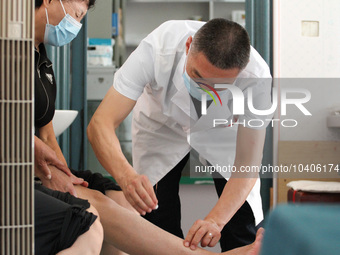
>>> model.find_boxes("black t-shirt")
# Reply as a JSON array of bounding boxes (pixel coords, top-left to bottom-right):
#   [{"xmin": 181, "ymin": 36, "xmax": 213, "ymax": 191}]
[{"xmin": 35, "ymin": 44, "xmax": 56, "ymax": 129}]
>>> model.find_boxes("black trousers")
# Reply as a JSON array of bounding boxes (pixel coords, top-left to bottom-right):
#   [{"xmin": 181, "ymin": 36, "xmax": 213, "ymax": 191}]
[
  {"xmin": 142, "ymin": 153, "xmax": 260, "ymax": 252},
  {"xmin": 35, "ymin": 184, "xmax": 97, "ymax": 255}
]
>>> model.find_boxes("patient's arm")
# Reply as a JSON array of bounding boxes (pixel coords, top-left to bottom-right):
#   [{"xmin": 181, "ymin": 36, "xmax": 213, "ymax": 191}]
[
  {"xmin": 34, "ymin": 135, "xmax": 71, "ymax": 179},
  {"xmin": 34, "ymin": 135, "xmax": 84, "ymax": 197},
  {"xmin": 38, "ymin": 121, "xmax": 68, "ymax": 165},
  {"xmin": 37, "ymin": 122, "xmax": 88, "ymax": 196},
  {"xmin": 87, "ymin": 87, "xmax": 158, "ymax": 215}
]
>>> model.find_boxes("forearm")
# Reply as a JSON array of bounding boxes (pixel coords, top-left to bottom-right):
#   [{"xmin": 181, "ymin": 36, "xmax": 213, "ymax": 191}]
[
  {"xmin": 87, "ymin": 117, "xmax": 135, "ymax": 186},
  {"xmin": 205, "ymin": 175, "xmax": 258, "ymax": 230},
  {"xmin": 205, "ymin": 126, "xmax": 266, "ymax": 228},
  {"xmin": 34, "ymin": 135, "xmax": 51, "ymax": 178},
  {"xmin": 42, "ymin": 136, "xmax": 67, "ymax": 166},
  {"xmin": 38, "ymin": 122, "xmax": 68, "ymax": 166},
  {"xmin": 88, "ymin": 87, "xmax": 138, "ymax": 186}
]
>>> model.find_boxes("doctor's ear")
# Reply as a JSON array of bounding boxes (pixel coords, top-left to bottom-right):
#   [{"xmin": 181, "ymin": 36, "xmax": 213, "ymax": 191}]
[
  {"xmin": 42, "ymin": 0, "xmax": 53, "ymax": 8},
  {"xmin": 185, "ymin": 36, "xmax": 193, "ymax": 55}
]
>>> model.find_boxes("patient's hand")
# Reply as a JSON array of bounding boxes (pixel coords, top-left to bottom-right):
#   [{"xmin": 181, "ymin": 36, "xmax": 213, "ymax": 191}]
[
  {"xmin": 34, "ymin": 136, "xmax": 71, "ymax": 179},
  {"xmin": 41, "ymin": 165, "xmax": 88, "ymax": 197}
]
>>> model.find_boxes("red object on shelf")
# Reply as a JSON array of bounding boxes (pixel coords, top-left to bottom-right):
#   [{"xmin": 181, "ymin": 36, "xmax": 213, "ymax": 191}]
[{"xmin": 288, "ymin": 188, "xmax": 340, "ymax": 203}]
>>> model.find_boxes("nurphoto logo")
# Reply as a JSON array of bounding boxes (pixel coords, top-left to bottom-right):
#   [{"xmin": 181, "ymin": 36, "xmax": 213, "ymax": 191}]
[{"xmin": 199, "ymin": 83, "xmax": 311, "ymax": 128}]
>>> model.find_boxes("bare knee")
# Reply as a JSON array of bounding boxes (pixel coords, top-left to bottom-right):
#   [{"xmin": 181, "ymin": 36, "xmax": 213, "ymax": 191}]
[
  {"xmin": 76, "ymin": 186, "xmax": 111, "ymax": 210},
  {"xmin": 79, "ymin": 205, "xmax": 104, "ymax": 254},
  {"xmin": 80, "ymin": 206, "xmax": 104, "ymax": 254},
  {"xmin": 80, "ymin": 206, "xmax": 104, "ymax": 255},
  {"xmin": 106, "ymin": 190, "xmax": 137, "ymax": 214},
  {"xmin": 76, "ymin": 187, "xmax": 137, "ymax": 220},
  {"xmin": 87, "ymin": 204, "xmax": 101, "ymax": 221}
]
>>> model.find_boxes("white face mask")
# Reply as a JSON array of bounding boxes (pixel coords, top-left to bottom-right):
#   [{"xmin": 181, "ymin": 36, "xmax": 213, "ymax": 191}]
[{"xmin": 44, "ymin": 0, "xmax": 82, "ymax": 47}]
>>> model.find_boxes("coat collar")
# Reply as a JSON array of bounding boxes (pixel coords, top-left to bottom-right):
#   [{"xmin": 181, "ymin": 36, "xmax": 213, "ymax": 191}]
[
  {"xmin": 190, "ymin": 92, "xmax": 233, "ymax": 134},
  {"xmin": 171, "ymin": 54, "xmax": 198, "ymax": 121},
  {"xmin": 170, "ymin": 91, "xmax": 234, "ymax": 135},
  {"xmin": 171, "ymin": 54, "xmax": 235, "ymax": 134}
]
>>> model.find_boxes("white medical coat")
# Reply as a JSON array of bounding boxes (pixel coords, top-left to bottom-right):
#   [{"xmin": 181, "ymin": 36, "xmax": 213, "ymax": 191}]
[{"xmin": 113, "ymin": 20, "xmax": 272, "ymax": 225}]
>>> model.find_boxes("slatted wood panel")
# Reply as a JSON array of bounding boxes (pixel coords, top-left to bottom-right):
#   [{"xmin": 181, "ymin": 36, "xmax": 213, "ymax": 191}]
[{"xmin": 0, "ymin": 0, "xmax": 34, "ymax": 253}]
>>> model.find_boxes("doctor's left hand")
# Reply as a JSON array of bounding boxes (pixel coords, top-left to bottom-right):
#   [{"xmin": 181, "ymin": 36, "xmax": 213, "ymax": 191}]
[
  {"xmin": 184, "ymin": 218, "xmax": 222, "ymax": 250},
  {"xmin": 120, "ymin": 172, "xmax": 158, "ymax": 215}
]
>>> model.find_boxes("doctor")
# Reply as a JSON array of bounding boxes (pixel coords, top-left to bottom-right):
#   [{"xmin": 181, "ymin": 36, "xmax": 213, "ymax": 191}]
[{"xmin": 88, "ymin": 19, "xmax": 272, "ymax": 252}]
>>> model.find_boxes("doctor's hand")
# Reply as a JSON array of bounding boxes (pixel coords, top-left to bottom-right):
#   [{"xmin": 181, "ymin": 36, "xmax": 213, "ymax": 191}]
[
  {"xmin": 184, "ymin": 218, "xmax": 222, "ymax": 250},
  {"xmin": 41, "ymin": 165, "xmax": 88, "ymax": 197},
  {"xmin": 34, "ymin": 136, "xmax": 72, "ymax": 179},
  {"xmin": 120, "ymin": 172, "xmax": 158, "ymax": 215}
]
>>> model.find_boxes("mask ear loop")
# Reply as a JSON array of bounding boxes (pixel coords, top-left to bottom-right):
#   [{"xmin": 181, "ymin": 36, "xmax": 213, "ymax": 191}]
[
  {"xmin": 59, "ymin": 0, "xmax": 67, "ymax": 16},
  {"xmin": 45, "ymin": 8, "xmax": 50, "ymax": 24}
]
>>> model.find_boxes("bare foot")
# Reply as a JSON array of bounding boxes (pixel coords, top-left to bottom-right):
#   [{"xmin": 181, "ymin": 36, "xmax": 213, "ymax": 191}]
[
  {"xmin": 247, "ymin": 227, "xmax": 264, "ymax": 255},
  {"xmin": 220, "ymin": 228, "xmax": 264, "ymax": 255}
]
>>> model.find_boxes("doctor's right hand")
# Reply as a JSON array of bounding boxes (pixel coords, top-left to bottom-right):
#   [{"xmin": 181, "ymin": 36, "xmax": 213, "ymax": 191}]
[{"xmin": 120, "ymin": 173, "xmax": 158, "ymax": 215}]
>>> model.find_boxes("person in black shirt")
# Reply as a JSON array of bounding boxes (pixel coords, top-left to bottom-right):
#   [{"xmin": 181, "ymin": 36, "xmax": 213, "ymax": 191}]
[
  {"xmin": 33, "ymin": 0, "xmax": 103, "ymax": 254},
  {"xmin": 34, "ymin": 1, "xmax": 135, "ymax": 254}
]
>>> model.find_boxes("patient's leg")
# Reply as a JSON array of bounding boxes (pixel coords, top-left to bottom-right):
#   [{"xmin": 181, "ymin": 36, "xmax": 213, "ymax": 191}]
[
  {"xmin": 101, "ymin": 190, "xmax": 138, "ymax": 255},
  {"xmin": 75, "ymin": 185, "xmax": 263, "ymax": 255},
  {"xmin": 105, "ymin": 190, "xmax": 137, "ymax": 212}
]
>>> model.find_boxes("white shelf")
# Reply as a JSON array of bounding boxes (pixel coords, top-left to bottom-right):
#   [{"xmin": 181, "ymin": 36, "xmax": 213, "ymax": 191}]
[
  {"xmin": 128, "ymin": 0, "xmax": 244, "ymax": 3},
  {"xmin": 123, "ymin": 0, "xmax": 245, "ymax": 57},
  {"xmin": 125, "ymin": 33, "xmax": 149, "ymax": 47},
  {"xmin": 213, "ymin": 0, "xmax": 245, "ymax": 2},
  {"xmin": 128, "ymin": 0, "xmax": 208, "ymax": 2}
]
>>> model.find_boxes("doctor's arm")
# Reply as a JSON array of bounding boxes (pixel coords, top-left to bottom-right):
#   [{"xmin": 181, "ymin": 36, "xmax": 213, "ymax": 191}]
[
  {"xmin": 184, "ymin": 125, "xmax": 266, "ymax": 250},
  {"xmin": 87, "ymin": 87, "xmax": 158, "ymax": 215}
]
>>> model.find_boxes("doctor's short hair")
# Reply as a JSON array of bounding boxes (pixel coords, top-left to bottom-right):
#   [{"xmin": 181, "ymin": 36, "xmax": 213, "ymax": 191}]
[
  {"xmin": 35, "ymin": 0, "xmax": 96, "ymax": 9},
  {"xmin": 192, "ymin": 18, "xmax": 250, "ymax": 70}
]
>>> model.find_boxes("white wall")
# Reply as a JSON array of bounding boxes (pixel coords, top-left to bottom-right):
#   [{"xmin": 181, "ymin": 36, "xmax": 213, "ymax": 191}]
[
  {"xmin": 273, "ymin": 0, "xmax": 340, "ymax": 78},
  {"xmin": 272, "ymin": 0, "xmax": 340, "ymax": 206},
  {"xmin": 87, "ymin": 0, "xmax": 112, "ymax": 39},
  {"xmin": 273, "ymin": 0, "xmax": 340, "ymax": 141},
  {"xmin": 278, "ymin": 79, "xmax": 340, "ymax": 141}
]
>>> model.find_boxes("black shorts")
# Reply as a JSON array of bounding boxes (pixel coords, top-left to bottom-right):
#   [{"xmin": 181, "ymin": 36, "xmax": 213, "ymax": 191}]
[
  {"xmin": 35, "ymin": 184, "xmax": 97, "ymax": 255},
  {"xmin": 71, "ymin": 169, "xmax": 121, "ymax": 194}
]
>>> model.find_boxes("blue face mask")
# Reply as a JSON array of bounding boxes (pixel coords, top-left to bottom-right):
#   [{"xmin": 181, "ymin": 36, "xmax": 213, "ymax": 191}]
[
  {"xmin": 182, "ymin": 70, "xmax": 210, "ymax": 101},
  {"xmin": 44, "ymin": 0, "xmax": 82, "ymax": 47},
  {"xmin": 182, "ymin": 56, "xmax": 228, "ymax": 102}
]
